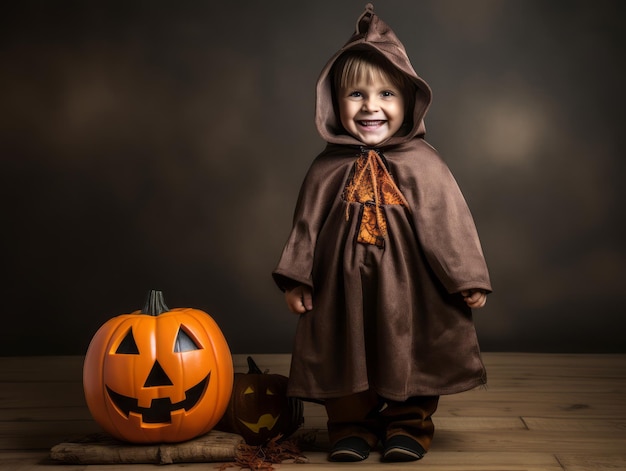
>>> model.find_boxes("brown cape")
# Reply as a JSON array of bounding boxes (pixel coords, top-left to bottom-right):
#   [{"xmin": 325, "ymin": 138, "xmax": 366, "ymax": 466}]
[{"xmin": 273, "ymin": 4, "xmax": 492, "ymax": 401}]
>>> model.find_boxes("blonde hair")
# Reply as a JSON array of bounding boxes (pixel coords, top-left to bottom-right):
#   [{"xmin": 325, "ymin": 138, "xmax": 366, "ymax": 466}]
[{"xmin": 332, "ymin": 50, "xmax": 410, "ymax": 95}]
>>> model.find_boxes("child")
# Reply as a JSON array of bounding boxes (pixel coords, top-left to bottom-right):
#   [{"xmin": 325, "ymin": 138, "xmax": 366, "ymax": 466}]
[{"xmin": 272, "ymin": 3, "xmax": 491, "ymax": 463}]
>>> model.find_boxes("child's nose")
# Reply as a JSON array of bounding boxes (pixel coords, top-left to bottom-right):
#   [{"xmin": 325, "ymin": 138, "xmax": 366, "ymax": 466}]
[{"xmin": 361, "ymin": 97, "xmax": 379, "ymax": 112}]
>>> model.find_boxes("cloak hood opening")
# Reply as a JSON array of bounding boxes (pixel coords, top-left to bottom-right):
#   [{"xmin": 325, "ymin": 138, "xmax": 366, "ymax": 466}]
[{"xmin": 315, "ymin": 3, "xmax": 433, "ymax": 147}]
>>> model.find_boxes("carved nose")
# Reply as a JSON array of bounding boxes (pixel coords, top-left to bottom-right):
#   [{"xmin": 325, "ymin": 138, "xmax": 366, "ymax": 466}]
[{"xmin": 144, "ymin": 360, "xmax": 173, "ymax": 387}]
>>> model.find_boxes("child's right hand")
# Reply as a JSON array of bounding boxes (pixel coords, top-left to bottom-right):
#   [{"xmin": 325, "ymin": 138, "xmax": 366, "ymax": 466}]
[
  {"xmin": 285, "ymin": 285, "xmax": 313, "ymax": 314},
  {"xmin": 461, "ymin": 289, "xmax": 487, "ymax": 309}
]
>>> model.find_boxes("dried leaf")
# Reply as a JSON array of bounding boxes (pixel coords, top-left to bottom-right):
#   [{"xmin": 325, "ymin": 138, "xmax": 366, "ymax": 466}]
[{"xmin": 216, "ymin": 435, "xmax": 307, "ymax": 471}]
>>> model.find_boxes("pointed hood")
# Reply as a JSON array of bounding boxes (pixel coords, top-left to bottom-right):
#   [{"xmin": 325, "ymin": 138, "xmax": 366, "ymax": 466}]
[{"xmin": 315, "ymin": 3, "xmax": 432, "ymax": 147}]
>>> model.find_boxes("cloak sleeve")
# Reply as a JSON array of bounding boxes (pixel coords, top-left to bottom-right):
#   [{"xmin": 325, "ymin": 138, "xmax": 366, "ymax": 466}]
[
  {"xmin": 394, "ymin": 143, "xmax": 492, "ymax": 295},
  {"xmin": 272, "ymin": 152, "xmax": 350, "ymax": 292}
]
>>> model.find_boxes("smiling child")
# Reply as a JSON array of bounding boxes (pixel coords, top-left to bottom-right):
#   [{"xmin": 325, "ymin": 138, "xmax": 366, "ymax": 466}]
[{"xmin": 273, "ymin": 4, "xmax": 491, "ymax": 463}]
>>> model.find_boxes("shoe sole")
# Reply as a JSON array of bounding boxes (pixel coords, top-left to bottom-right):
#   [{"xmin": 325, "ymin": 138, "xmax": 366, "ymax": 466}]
[
  {"xmin": 383, "ymin": 447, "xmax": 423, "ymax": 462},
  {"xmin": 329, "ymin": 449, "xmax": 369, "ymax": 462}
]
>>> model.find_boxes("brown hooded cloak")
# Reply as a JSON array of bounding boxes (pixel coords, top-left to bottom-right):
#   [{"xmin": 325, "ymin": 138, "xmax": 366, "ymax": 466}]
[{"xmin": 273, "ymin": 4, "xmax": 492, "ymax": 402}]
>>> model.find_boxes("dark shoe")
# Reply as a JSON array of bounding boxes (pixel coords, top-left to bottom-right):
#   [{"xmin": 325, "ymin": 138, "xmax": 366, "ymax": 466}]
[
  {"xmin": 329, "ymin": 436, "xmax": 370, "ymax": 462},
  {"xmin": 382, "ymin": 435, "xmax": 425, "ymax": 462}
]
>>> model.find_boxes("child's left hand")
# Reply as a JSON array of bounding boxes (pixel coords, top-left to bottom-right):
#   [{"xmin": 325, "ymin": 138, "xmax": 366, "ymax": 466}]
[{"xmin": 461, "ymin": 289, "xmax": 487, "ymax": 309}]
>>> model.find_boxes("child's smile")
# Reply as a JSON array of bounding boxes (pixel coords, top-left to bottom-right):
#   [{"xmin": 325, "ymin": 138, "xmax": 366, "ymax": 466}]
[
  {"xmin": 338, "ymin": 79, "xmax": 405, "ymax": 147},
  {"xmin": 358, "ymin": 119, "xmax": 386, "ymax": 128}
]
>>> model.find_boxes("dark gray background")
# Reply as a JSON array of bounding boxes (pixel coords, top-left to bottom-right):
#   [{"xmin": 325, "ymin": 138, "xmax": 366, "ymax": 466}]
[{"xmin": 2, "ymin": 0, "xmax": 624, "ymax": 356}]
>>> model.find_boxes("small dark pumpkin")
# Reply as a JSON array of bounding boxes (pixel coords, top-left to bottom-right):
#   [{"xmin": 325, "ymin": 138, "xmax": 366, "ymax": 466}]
[{"xmin": 216, "ymin": 356, "xmax": 304, "ymax": 445}]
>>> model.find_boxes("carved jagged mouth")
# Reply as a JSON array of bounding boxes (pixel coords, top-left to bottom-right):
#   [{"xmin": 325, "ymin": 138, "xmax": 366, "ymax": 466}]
[
  {"xmin": 106, "ymin": 373, "xmax": 210, "ymax": 424},
  {"xmin": 238, "ymin": 413, "xmax": 280, "ymax": 433}
]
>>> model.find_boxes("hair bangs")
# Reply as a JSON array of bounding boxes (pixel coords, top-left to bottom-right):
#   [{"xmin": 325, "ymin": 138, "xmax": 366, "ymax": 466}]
[{"xmin": 334, "ymin": 51, "xmax": 406, "ymax": 92}]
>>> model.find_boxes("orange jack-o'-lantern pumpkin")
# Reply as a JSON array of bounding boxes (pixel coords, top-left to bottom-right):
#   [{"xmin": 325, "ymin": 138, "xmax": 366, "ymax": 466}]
[
  {"xmin": 83, "ymin": 290, "xmax": 233, "ymax": 443},
  {"xmin": 217, "ymin": 356, "xmax": 303, "ymax": 445}
]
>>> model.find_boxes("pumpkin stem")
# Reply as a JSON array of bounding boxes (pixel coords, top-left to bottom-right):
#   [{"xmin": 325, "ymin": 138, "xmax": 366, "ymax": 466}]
[
  {"xmin": 247, "ymin": 356, "xmax": 264, "ymax": 374},
  {"xmin": 142, "ymin": 290, "xmax": 170, "ymax": 316}
]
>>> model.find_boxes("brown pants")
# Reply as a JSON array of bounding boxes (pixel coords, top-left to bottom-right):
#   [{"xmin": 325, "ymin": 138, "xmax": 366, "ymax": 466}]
[{"xmin": 325, "ymin": 390, "xmax": 439, "ymax": 451}]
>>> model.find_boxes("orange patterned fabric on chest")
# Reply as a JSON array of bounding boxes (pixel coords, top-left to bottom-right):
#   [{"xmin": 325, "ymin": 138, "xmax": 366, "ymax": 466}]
[{"xmin": 343, "ymin": 149, "xmax": 408, "ymax": 248}]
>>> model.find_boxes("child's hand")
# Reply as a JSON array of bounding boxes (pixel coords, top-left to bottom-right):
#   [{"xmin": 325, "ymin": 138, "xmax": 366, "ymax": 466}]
[
  {"xmin": 285, "ymin": 285, "xmax": 313, "ymax": 314},
  {"xmin": 461, "ymin": 289, "xmax": 487, "ymax": 309}
]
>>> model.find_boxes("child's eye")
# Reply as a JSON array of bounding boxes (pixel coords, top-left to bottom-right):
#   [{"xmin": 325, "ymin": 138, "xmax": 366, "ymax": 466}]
[
  {"xmin": 381, "ymin": 90, "xmax": 395, "ymax": 97},
  {"xmin": 348, "ymin": 91, "xmax": 363, "ymax": 98}
]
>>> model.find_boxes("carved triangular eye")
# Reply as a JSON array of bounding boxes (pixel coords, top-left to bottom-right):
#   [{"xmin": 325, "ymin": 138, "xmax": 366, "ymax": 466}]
[
  {"xmin": 174, "ymin": 326, "xmax": 201, "ymax": 352},
  {"xmin": 116, "ymin": 328, "xmax": 139, "ymax": 354}
]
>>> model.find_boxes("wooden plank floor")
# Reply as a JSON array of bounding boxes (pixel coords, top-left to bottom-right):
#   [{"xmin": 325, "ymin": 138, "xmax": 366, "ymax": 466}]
[{"xmin": 1, "ymin": 353, "xmax": 625, "ymax": 470}]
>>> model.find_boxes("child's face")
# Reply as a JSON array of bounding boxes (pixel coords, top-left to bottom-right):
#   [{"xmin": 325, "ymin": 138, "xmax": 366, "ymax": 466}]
[{"xmin": 337, "ymin": 73, "xmax": 405, "ymax": 147}]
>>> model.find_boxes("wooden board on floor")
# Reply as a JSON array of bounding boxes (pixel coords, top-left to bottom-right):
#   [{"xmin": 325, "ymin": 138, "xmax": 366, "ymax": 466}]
[{"xmin": 49, "ymin": 430, "xmax": 243, "ymax": 465}]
